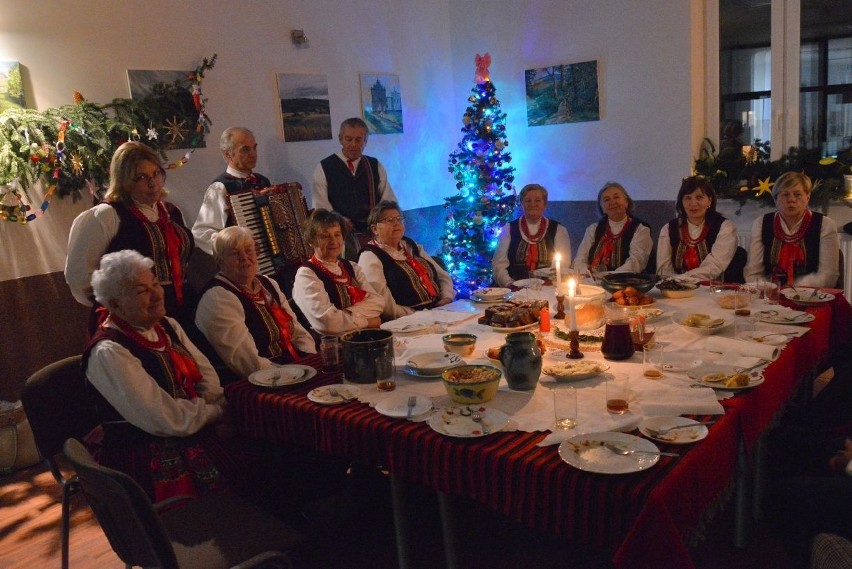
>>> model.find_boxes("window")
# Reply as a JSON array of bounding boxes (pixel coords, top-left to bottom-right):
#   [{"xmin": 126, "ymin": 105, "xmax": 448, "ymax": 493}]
[{"xmin": 718, "ymin": 0, "xmax": 852, "ymax": 156}]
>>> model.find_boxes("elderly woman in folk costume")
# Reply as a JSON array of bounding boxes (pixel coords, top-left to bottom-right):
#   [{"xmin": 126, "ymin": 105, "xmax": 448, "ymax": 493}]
[
  {"xmin": 358, "ymin": 200, "xmax": 455, "ymax": 319},
  {"xmin": 195, "ymin": 227, "xmax": 316, "ymax": 384},
  {"xmin": 744, "ymin": 171, "xmax": 839, "ymax": 287},
  {"xmin": 573, "ymin": 181, "xmax": 653, "ymax": 276},
  {"xmin": 492, "ymin": 183, "xmax": 571, "ymax": 287},
  {"xmin": 66, "ymin": 142, "xmax": 194, "ymax": 330},
  {"xmin": 83, "ymin": 250, "xmax": 241, "ymax": 502},
  {"xmin": 656, "ymin": 176, "xmax": 738, "ymax": 281},
  {"xmin": 292, "ymin": 209, "xmax": 385, "ymax": 336}
]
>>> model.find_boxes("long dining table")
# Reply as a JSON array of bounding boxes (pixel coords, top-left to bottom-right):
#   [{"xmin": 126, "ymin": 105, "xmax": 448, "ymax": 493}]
[{"xmin": 225, "ymin": 284, "xmax": 851, "ymax": 569}]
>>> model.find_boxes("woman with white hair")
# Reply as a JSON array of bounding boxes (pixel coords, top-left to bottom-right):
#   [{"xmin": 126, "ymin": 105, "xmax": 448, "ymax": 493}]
[
  {"xmin": 744, "ymin": 171, "xmax": 839, "ymax": 287},
  {"xmin": 195, "ymin": 227, "xmax": 316, "ymax": 383},
  {"xmin": 491, "ymin": 183, "xmax": 571, "ymax": 287},
  {"xmin": 83, "ymin": 249, "xmax": 231, "ymax": 501},
  {"xmin": 573, "ymin": 181, "xmax": 653, "ymax": 275}
]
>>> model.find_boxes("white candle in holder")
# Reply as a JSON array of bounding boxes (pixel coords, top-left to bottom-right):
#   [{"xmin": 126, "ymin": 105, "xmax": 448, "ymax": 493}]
[
  {"xmin": 554, "ymin": 253, "xmax": 562, "ymax": 291},
  {"xmin": 567, "ymin": 277, "xmax": 577, "ymax": 331}
]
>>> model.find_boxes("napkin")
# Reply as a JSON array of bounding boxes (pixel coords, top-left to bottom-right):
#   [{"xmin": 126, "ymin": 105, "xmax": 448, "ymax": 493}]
[
  {"xmin": 635, "ymin": 384, "xmax": 725, "ymax": 417},
  {"xmin": 704, "ymin": 336, "xmax": 778, "ymax": 361},
  {"xmin": 754, "ymin": 321, "xmax": 809, "ymax": 337}
]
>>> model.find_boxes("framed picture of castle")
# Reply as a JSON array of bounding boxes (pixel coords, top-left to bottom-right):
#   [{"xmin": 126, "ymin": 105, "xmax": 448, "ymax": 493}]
[{"xmin": 359, "ymin": 73, "xmax": 403, "ymax": 135}]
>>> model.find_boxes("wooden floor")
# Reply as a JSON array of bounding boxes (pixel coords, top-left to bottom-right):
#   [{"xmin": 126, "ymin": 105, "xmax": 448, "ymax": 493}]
[{"xmin": 5, "ymin": 370, "xmax": 833, "ymax": 569}]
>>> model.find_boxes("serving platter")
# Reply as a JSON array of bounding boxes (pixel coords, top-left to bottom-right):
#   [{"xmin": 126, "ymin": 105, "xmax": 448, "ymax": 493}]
[
  {"xmin": 542, "ymin": 361, "xmax": 610, "ymax": 382},
  {"xmin": 488, "ymin": 321, "xmax": 539, "ymax": 333},
  {"xmin": 558, "ymin": 432, "xmax": 660, "ymax": 474},
  {"xmin": 380, "ymin": 319, "xmax": 434, "ymax": 333},
  {"xmin": 248, "ymin": 364, "xmax": 317, "ymax": 388}
]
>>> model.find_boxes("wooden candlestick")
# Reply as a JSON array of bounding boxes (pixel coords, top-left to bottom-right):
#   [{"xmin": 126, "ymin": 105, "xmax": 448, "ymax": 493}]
[
  {"xmin": 554, "ymin": 294, "xmax": 566, "ymax": 320},
  {"xmin": 567, "ymin": 330, "xmax": 584, "ymax": 359}
]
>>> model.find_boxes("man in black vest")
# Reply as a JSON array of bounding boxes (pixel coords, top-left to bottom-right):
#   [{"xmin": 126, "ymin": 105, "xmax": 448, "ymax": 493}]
[
  {"xmin": 311, "ymin": 117, "xmax": 396, "ymax": 260},
  {"xmin": 192, "ymin": 127, "xmax": 271, "ymax": 255}
]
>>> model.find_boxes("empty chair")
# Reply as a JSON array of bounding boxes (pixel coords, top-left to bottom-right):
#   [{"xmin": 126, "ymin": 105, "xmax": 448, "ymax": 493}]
[
  {"xmin": 63, "ymin": 438, "xmax": 305, "ymax": 569},
  {"xmin": 21, "ymin": 355, "xmax": 100, "ymax": 569}
]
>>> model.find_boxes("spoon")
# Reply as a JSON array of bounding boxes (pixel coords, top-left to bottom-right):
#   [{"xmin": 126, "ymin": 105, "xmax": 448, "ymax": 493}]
[{"xmin": 603, "ymin": 443, "xmax": 678, "ymax": 457}]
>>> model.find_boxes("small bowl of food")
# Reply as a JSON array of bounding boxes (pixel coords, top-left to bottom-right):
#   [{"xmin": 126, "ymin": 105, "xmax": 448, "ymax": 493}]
[
  {"xmin": 672, "ymin": 310, "xmax": 733, "ymax": 336},
  {"xmin": 710, "ymin": 286, "xmax": 753, "ymax": 311},
  {"xmin": 443, "ymin": 334, "xmax": 477, "ymax": 357},
  {"xmin": 442, "ymin": 365, "xmax": 502, "ymax": 404},
  {"xmin": 599, "ymin": 272, "xmax": 658, "ymax": 294},
  {"xmin": 656, "ymin": 278, "xmax": 699, "ymax": 299}
]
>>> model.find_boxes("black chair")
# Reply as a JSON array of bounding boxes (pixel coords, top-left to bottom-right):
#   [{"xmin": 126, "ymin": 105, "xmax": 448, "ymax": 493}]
[
  {"xmin": 21, "ymin": 355, "xmax": 100, "ymax": 569},
  {"xmin": 723, "ymin": 245, "xmax": 748, "ymax": 284},
  {"xmin": 63, "ymin": 438, "xmax": 305, "ymax": 569}
]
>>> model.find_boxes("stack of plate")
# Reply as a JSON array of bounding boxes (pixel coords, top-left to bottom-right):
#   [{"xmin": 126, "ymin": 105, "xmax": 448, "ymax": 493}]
[
  {"xmin": 403, "ymin": 352, "xmax": 464, "ymax": 378},
  {"xmin": 471, "ymin": 287, "xmax": 511, "ymax": 303}
]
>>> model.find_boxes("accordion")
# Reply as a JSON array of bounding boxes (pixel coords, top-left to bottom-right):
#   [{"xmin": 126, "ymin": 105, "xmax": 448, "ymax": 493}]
[{"xmin": 227, "ymin": 183, "xmax": 312, "ymax": 275}]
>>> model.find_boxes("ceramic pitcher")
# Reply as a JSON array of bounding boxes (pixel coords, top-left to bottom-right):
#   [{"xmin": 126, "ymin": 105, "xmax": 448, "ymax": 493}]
[{"xmin": 499, "ymin": 331, "xmax": 542, "ymax": 391}]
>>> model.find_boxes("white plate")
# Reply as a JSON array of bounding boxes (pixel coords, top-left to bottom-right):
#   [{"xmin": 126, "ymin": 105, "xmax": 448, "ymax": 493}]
[
  {"xmin": 405, "ymin": 352, "xmax": 464, "ymax": 374},
  {"xmin": 428, "ymin": 407, "xmax": 509, "ymax": 438},
  {"xmin": 488, "ymin": 321, "xmax": 539, "ymax": 333},
  {"xmin": 375, "ymin": 394, "xmax": 433, "ymax": 418},
  {"xmin": 542, "ymin": 361, "xmax": 610, "ymax": 382},
  {"xmin": 248, "ymin": 364, "xmax": 317, "ymax": 388},
  {"xmin": 753, "ymin": 309, "xmax": 815, "ymax": 325},
  {"xmin": 639, "ymin": 417, "xmax": 709, "ymax": 445},
  {"xmin": 534, "ymin": 267, "xmax": 556, "ymax": 278},
  {"xmin": 403, "ymin": 366, "xmax": 446, "ymax": 379},
  {"xmin": 671, "ymin": 310, "xmax": 733, "ymax": 335},
  {"xmin": 637, "ymin": 307, "xmax": 666, "ymax": 322},
  {"xmin": 512, "ymin": 278, "xmax": 545, "ymax": 288},
  {"xmin": 471, "ymin": 287, "xmax": 511, "ymax": 301},
  {"xmin": 780, "ymin": 289, "xmax": 835, "ymax": 307},
  {"xmin": 558, "ymin": 432, "xmax": 660, "ymax": 474},
  {"xmin": 687, "ymin": 363, "xmax": 765, "ymax": 390},
  {"xmin": 380, "ymin": 320, "xmax": 433, "ymax": 333},
  {"xmin": 307, "ymin": 384, "xmax": 360, "ymax": 405},
  {"xmin": 471, "ymin": 294, "xmax": 515, "ymax": 304},
  {"xmin": 659, "ymin": 351, "xmax": 703, "ymax": 373}
]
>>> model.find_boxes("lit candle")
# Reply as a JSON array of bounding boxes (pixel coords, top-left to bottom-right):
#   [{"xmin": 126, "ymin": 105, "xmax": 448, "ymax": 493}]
[
  {"xmin": 554, "ymin": 253, "xmax": 562, "ymax": 291},
  {"xmin": 567, "ymin": 277, "xmax": 577, "ymax": 331}
]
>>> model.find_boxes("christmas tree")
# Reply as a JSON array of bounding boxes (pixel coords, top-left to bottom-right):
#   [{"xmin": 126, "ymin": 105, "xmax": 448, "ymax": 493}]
[{"xmin": 441, "ymin": 53, "xmax": 516, "ymax": 298}]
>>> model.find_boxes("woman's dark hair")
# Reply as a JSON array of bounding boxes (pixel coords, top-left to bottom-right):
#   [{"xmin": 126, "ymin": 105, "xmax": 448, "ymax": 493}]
[{"xmin": 675, "ymin": 176, "xmax": 718, "ymax": 222}]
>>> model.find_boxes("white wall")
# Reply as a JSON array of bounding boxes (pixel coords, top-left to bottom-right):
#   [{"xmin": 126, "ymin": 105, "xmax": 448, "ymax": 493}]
[{"xmin": 0, "ymin": 0, "xmax": 699, "ymax": 280}]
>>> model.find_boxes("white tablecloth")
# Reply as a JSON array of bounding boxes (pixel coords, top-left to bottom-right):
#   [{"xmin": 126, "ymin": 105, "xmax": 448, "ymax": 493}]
[{"xmin": 354, "ymin": 287, "xmax": 807, "ymax": 442}]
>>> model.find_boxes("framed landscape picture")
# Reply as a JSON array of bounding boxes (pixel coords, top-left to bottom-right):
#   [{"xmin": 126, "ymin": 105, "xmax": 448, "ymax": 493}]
[
  {"xmin": 126, "ymin": 69, "xmax": 202, "ymax": 149},
  {"xmin": 525, "ymin": 60, "xmax": 600, "ymax": 127},
  {"xmin": 359, "ymin": 73, "xmax": 403, "ymax": 135},
  {"xmin": 0, "ymin": 61, "xmax": 26, "ymax": 111},
  {"xmin": 276, "ymin": 73, "xmax": 332, "ymax": 142}
]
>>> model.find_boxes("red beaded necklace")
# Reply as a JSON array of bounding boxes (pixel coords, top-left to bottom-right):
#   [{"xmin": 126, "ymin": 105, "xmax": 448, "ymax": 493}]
[
  {"xmin": 308, "ymin": 256, "xmax": 367, "ymax": 304},
  {"xmin": 236, "ymin": 278, "xmax": 299, "ymax": 360},
  {"xmin": 520, "ymin": 216, "xmax": 548, "ymax": 243}
]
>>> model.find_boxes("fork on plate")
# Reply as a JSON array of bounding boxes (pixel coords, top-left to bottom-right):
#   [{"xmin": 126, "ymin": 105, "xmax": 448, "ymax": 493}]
[
  {"xmin": 470, "ymin": 410, "xmax": 490, "ymax": 435},
  {"xmin": 646, "ymin": 421, "xmax": 716, "ymax": 437}
]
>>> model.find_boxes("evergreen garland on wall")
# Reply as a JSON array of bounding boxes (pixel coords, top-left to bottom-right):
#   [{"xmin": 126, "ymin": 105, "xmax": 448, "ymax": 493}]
[{"xmin": 0, "ymin": 54, "xmax": 216, "ymax": 223}]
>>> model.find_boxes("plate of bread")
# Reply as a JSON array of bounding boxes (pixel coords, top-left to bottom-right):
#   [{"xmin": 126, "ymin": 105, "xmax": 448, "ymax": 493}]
[{"xmin": 688, "ymin": 364, "xmax": 764, "ymax": 390}]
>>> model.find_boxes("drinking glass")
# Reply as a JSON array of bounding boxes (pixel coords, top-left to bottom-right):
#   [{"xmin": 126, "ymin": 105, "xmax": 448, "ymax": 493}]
[
  {"xmin": 606, "ymin": 373, "xmax": 630, "ymax": 414},
  {"xmin": 552, "ymin": 387, "xmax": 578, "ymax": 430},
  {"xmin": 320, "ymin": 335, "xmax": 339, "ymax": 368},
  {"xmin": 643, "ymin": 343, "xmax": 665, "ymax": 378}
]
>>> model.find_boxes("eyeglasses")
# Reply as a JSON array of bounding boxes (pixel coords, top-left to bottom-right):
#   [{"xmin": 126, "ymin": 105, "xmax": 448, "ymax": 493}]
[
  {"xmin": 378, "ymin": 216, "xmax": 405, "ymax": 225},
  {"xmin": 132, "ymin": 169, "xmax": 166, "ymax": 185}
]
